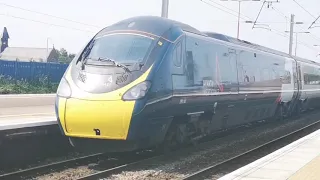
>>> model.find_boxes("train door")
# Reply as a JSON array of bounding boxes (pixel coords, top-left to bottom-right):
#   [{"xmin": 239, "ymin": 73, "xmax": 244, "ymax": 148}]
[
  {"xmin": 298, "ymin": 62, "xmax": 307, "ymax": 110},
  {"xmin": 289, "ymin": 59, "xmax": 301, "ymax": 114},
  {"xmin": 236, "ymin": 50, "xmax": 261, "ymax": 124},
  {"xmin": 280, "ymin": 57, "xmax": 295, "ymax": 103},
  {"xmin": 221, "ymin": 48, "xmax": 241, "ymax": 128},
  {"xmin": 171, "ymin": 35, "xmax": 190, "ymax": 116}
]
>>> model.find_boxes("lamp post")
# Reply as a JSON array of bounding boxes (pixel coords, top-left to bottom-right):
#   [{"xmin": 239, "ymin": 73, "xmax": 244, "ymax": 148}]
[
  {"xmin": 161, "ymin": 0, "xmax": 169, "ymax": 18},
  {"xmin": 285, "ymin": 31, "xmax": 309, "ymax": 56},
  {"xmin": 46, "ymin": 37, "xmax": 53, "ymax": 61},
  {"xmin": 220, "ymin": 0, "xmax": 261, "ymax": 39}
]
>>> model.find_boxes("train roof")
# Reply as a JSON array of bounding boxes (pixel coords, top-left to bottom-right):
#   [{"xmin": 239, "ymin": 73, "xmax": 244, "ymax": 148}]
[
  {"xmin": 203, "ymin": 31, "xmax": 290, "ymax": 57},
  {"xmin": 203, "ymin": 31, "xmax": 320, "ymax": 66},
  {"xmin": 96, "ymin": 16, "xmax": 320, "ymax": 66},
  {"xmin": 97, "ymin": 16, "xmax": 207, "ymax": 42}
]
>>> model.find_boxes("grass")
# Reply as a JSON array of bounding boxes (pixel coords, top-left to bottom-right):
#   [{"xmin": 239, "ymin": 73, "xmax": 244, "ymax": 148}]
[{"xmin": 0, "ymin": 75, "xmax": 59, "ymax": 94}]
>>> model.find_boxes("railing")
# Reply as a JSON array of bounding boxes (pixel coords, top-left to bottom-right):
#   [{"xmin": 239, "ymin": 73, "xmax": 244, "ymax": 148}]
[{"xmin": 0, "ymin": 60, "xmax": 68, "ymax": 83}]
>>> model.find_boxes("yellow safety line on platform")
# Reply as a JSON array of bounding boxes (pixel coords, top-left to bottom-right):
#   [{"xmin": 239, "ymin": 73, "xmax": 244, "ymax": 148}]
[{"xmin": 288, "ymin": 154, "xmax": 320, "ymax": 180}]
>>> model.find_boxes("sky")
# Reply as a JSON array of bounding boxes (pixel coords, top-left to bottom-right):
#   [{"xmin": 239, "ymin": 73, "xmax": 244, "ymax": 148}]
[{"xmin": 1, "ymin": 0, "xmax": 320, "ymax": 61}]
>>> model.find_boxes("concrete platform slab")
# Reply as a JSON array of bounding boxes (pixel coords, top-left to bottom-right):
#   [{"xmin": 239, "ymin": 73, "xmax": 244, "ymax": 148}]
[
  {"xmin": 0, "ymin": 115, "xmax": 57, "ymax": 131},
  {"xmin": 219, "ymin": 128, "xmax": 320, "ymax": 180}
]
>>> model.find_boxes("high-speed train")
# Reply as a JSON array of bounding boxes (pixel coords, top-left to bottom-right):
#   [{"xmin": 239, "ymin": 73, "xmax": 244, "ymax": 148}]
[{"xmin": 55, "ymin": 16, "xmax": 320, "ymax": 152}]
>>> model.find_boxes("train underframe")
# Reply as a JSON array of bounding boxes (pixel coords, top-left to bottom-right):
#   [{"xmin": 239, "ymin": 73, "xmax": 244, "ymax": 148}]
[{"xmin": 157, "ymin": 98, "xmax": 316, "ymax": 153}]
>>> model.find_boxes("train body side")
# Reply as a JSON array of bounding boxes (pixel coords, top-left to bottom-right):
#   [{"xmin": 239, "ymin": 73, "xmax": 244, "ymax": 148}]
[
  {"xmin": 139, "ymin": 31, "xmax": 320, "ymax": 148},
  {"xmin": 295, "ymin": 59, "xmax": 320, "ymax": 111},
  {"xmin": 158, "ymin": 32, "xmax": 297, "ymax": 135}
]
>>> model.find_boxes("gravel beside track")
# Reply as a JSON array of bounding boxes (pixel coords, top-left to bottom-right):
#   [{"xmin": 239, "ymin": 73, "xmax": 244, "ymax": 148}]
[{"xmin": 32, "ymin": 151, "xmax": 156, "ymax": 180}]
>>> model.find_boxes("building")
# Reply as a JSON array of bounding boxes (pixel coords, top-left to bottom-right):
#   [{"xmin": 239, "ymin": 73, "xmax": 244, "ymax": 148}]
[
  {"xmin": 0, "ymin": 47, "xmax": 59, "ymax": 63},
  {"xmin": 0, "ymin": 27, "xmax": 59, "ymax": 63}
]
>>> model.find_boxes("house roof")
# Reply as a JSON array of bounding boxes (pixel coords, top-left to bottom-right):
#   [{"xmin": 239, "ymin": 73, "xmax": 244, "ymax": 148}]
[{"xmin": 0, "ymin": 47, "xmax": 55, "ymax": 62}]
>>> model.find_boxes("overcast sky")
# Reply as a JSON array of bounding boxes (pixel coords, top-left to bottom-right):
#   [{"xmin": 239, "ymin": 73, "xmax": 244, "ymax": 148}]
[{"xmin": 1, "ymin": 0, "xmax": 320, "ymax": 61}]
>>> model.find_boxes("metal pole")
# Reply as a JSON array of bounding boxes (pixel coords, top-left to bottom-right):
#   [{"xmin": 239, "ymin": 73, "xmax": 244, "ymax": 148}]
[
  {"xmin": 289, "ymin": 14, "xmax": 294, "ymax": 56},
  {"xmin": 295, "ymin": 33, "xmax": 298, "ymax": 56},
  {"xmin": 161, "ymin": 0, "xmax": 169, "ymax": 18},
  {"xmin": 46, "ymin": 38, "xmax": 49, "ymax": 61},
  {"xmin": 237, "ymin": 1, "xmax": 241, "ymax": 39}
]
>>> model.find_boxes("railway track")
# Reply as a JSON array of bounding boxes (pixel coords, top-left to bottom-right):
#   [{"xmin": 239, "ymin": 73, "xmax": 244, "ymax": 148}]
[
  {"xmin": 72, "ymin": 117, "xmax": 311, "ymax": 180},
  {"xmin": 0, "ymin": 152, "xmax": 106, "ymax": 180},
  {"xmin": 181, "ymin": 119, "xmax": 320, "ymax": 180},
  {"xmin": 0, "ymin": 119, "xmax": 261, "ymax": 180},
  {"xmin": 0, "ymin": 150, "xmax": 155, "ymax": 180},
  {"xmin": 2, "ymin": 112, "xmax": 319, "ymax": 180}
]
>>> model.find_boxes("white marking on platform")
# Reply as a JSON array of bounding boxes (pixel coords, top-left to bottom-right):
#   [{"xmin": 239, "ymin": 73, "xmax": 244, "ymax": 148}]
[{"xmin": 0, "ymin": 116, "xmax": 57, "ymax": 131}]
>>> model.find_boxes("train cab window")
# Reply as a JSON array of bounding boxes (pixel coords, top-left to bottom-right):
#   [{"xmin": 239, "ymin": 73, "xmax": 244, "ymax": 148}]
[
  {"xmin": 173, "ymin": 42, "xmax": 182, "ymax": 67},
  {"xmin": 186, "ymin": 51, "xmax": 195, "ymax": 84}
]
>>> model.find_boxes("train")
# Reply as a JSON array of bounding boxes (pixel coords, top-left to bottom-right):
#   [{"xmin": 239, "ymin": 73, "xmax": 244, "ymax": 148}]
[{"xmin": 54, "ymin": 16, "xmax": 320, "ymax": 153}]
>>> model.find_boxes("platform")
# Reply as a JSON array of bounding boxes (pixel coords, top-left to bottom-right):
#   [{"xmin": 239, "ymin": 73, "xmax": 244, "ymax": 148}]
[
  {"xmin": 0, "ymin": 115, "xmax": 57, "ymax": 131},
  {"xmin": 0, "ymin": 105, "xmax": 56, "ymax": 131},
  {"xmin": 219, "ymin": 128, "xmax": 320, "ymax": 180}
]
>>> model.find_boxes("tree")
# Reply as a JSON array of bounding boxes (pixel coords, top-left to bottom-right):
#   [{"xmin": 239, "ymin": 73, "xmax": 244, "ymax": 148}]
[{"xmin": 57, "ymin": 48, "xmax": 76, "ymax": 63}]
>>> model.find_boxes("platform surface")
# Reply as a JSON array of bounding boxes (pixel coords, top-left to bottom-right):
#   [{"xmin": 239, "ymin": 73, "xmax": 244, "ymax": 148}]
[
  {"xmin": 219, "ymin": 128, "xmax": 320, "ymax": 180},
  {"xmin": 0, "ymin": 105, "xmax": 56, "ymax": 131}
]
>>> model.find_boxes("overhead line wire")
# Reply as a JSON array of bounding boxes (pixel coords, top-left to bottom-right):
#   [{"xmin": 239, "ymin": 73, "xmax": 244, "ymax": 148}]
[
  {"xmin": 269, "ymin": 3, "xmax": 320, "ymax": 48},
  {"xmin": 291, "ymin": 0, "xmax": 320, "ymax": 30},
  {"xmin": 292, "ymin": 0, "xmax": 316, "ymax": 18},
  {"xmin": 199, "ymin": 0, "xmax": 319, "ymax": 53},
  {"xmin": 0, "ymin": 2, "xmax": 102, "ymax": 29},
  {"xmin": 207, "ymin": 0, "xmax": 252, "ymax": 20},
  {"xmin": 0, "ymin": 13, "xmax": 96, "ymax": 33},
  {"xmin": 200, "ymin": 0, "xmax": 247, "ymax": 20}
]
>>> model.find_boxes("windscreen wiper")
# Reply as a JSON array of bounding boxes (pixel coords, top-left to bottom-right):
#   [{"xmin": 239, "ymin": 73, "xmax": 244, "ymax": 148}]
[
  {"xmin": 97, "ymin": 57, "xmax": 131, "ymax": 73},
  {"xmin": 77, "ymin": 39, "xmax": 95, "ymax": 70}
]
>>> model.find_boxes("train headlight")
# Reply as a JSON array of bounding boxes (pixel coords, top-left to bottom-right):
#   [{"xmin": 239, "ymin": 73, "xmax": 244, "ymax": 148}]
[
  {"xmin": 122, "ymin": 81, "xmax": 151, "ymax": 101},
  {"xmin": 57, "ymin": 77, "xmax": 72, "ymax": 98}
]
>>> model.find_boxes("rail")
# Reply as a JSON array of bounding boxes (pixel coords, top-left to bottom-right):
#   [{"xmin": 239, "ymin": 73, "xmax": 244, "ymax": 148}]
[{"xmin": 0, "ymin": 153, "xmax": 105, "ymax": 180}]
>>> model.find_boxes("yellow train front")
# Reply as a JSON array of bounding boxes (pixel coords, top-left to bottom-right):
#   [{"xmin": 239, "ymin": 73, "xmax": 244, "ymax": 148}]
[{"xmin": 54, "ymin": 16, "xmax": 189, "ymax": 152}]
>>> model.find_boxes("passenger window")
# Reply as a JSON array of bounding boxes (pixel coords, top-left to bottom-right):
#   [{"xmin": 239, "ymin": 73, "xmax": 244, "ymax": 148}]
[
  {"xmin": 185, "ymin": 35, "xmax": 238, "ymax": 90},
  {"xmin": 186, "ymin": 36, "xmax": 210, "ymax": 86},
  {"xmin": 218, "ymin": 52, "xmax": 238, "ymax": 84},
  {"xmin": 173, "ymin": 42, "xmax": 182, "ymax": 67}
]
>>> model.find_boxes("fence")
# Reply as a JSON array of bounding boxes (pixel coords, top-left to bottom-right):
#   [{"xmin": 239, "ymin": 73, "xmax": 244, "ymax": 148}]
[{"xmin": 0, "ymin": 60, "xmax": 69, "ymax": 83}]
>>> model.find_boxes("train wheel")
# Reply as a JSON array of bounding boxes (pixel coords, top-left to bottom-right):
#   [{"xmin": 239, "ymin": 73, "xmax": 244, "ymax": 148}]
[
  {"xmin": 157, "ymin": 121, "xmax": 188, "ymax": 154},
  {"xmin": 159, "ymin": 124, "xmax": 178, "ymax": 154}
]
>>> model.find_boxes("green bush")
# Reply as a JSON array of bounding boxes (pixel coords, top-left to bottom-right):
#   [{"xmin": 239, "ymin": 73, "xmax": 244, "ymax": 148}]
[{"xmin": 0, "ymin": 75, "xmax": 59, "ymax": 94}]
